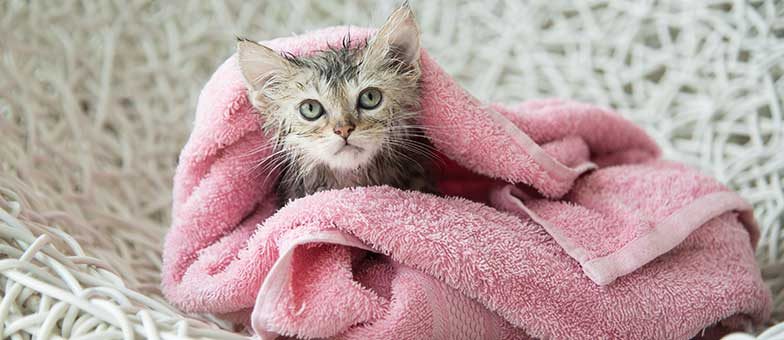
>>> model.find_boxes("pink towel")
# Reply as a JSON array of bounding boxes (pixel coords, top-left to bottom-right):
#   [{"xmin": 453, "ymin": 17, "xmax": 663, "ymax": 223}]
[{"xmin": 162, "ymin": 26, "xmax": 771, "ymax": 339}]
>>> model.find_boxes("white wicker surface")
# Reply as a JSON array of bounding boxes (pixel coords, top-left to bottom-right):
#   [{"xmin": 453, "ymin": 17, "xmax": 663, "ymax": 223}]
[{"xmin": 0, "ymin": 1, "xmax": 782, "ymax": 339}]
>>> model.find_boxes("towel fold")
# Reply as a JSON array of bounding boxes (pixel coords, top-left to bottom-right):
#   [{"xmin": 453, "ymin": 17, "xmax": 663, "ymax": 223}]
[{"xmin": 162, "ymin": 26, "xmax": 771, "ymax": 339}]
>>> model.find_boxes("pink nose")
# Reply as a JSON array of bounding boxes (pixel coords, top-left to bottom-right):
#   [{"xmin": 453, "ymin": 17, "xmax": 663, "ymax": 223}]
[{"xmin": 333, "ymin": 123, "xmax": 355, "ymax": 139}]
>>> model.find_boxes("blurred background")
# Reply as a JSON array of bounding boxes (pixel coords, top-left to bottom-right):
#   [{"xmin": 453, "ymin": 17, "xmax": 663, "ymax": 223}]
[{"xmin": 1, "ymin": 0, "xmax": 783, "ymax": 336}]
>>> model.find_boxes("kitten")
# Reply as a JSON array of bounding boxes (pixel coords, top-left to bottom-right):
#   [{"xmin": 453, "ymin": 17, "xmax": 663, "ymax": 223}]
[{"xmin": 237, "ymin": 4, "xmax": 436, "ymax": 205}]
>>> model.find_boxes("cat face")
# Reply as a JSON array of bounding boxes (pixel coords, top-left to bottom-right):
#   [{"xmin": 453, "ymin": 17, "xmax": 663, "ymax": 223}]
[{"xmin": 238, "ymin": 5, "xmax": 421, "ymax": 172}]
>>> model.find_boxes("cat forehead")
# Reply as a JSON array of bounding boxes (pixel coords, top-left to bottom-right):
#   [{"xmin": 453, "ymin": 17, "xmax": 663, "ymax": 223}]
[
  {"xmin": 288, "ymin": 47, "xmax": 364, "ymax": 83},
  {"xmin": 285, "ymin": 71, "xmax": 356, "ymax": 103}
]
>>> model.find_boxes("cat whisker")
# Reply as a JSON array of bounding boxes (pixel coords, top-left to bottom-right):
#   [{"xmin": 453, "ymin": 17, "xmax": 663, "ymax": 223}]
[
  {"xmin": 257, "ymin": 155, "xmax": 294, "ymax": 187},
  {"xmin": 246, "ymin": 147, "xmax": 289, "ymax": 167},
  {"xmin": 381, "ymin": 145, "xmax": 423, "ymax": 171},
  {"xmin": 246, "ymin": 147, "xmax": 295, "ymax": 181},
  {"xmin": 239, "ymin": 138, "xmax": 278, "ymax": 153},
  {"xmin": 381, "ymin": 127, "xmax": 454, "ymax": 147},
  {"xmin": 385, "ymin": 135, "xmax": 444, "ymax": 158},
  {"xmin": 384, "ymin": 141, "xmax": 443, "ymax": 167}
]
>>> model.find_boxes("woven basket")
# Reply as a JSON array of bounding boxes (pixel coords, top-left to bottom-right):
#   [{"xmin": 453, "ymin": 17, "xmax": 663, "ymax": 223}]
[{"xmin": 1, "ymin": 1, "xmax": 782, "ymax": 338}]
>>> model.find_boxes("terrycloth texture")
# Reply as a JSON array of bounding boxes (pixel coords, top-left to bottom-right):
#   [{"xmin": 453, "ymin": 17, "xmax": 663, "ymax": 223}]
[{"xmin": 162, "ymin": 26, "xmax": 771, "ymax": 339}]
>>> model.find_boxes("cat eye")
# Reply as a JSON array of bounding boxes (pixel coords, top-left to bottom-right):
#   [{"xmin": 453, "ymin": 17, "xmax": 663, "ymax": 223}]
[
  {"xmin": 298, "ymin": 99, "xmax": 324, "ymax": 120},
  {"xmin": 358, "ymin": 88, "xmax": 382, "ymax": 110}
]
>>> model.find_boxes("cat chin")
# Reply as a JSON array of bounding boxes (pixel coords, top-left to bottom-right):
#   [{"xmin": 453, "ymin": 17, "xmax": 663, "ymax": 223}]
[
  {"xmin": 300, "ymin": 136, "xmax": 383, "ymax": 171},
  {"xmin": 323, "ymin": 146, "xmax": 376, "ymax": 171}
]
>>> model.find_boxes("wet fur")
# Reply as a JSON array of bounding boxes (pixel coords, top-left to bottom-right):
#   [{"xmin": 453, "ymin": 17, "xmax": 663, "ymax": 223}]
[{"xmin": 238, "ymin": 6, "xmax": 437, "ymax": 205}]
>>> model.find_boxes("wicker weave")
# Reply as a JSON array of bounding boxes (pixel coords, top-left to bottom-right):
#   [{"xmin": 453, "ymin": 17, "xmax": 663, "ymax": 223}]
[{"xmin": 1, "ymin": 1, "xmax": 782, "ymax": 339}]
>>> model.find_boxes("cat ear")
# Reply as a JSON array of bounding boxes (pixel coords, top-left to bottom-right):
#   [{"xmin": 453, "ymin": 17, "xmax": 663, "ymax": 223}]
[
  {"xmin": 236, "ymin": 38, "xmax": 289, "ymax": 90},
  {"xmin": 366, "ymin": 2, "xmax": 421, "ymax": 66}
]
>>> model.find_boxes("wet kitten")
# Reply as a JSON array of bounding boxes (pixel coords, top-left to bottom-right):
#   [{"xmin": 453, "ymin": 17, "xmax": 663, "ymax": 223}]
[{"xmin": 237, "ymin": 4, "xmax": 436, "ymax": 205}]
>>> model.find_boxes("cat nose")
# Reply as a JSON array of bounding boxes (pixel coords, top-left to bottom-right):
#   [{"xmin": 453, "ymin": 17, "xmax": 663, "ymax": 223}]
[{"xmin": 333, "ymin": 122, "xmax": 355, "ymax": 139}]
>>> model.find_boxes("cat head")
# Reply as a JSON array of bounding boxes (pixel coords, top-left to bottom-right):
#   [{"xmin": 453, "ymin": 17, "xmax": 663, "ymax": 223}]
[{"xmin": 237, "ymin": 4, "xmax": 422, "ymax": 172}]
